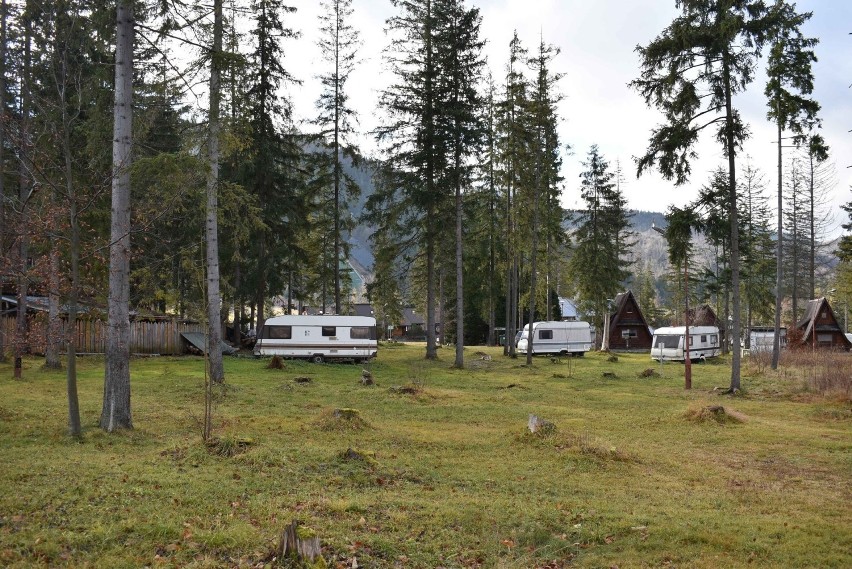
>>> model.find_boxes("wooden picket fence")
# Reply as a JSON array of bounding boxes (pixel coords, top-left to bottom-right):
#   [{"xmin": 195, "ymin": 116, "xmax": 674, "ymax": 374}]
[{"xmin": 1, "ymin": 315, "xmax": 203, "ymax": 356}]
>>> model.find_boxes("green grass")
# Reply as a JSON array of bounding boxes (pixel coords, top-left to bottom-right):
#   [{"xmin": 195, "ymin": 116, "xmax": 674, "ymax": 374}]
[{"xmin": 0, "ymin": 346, "xmax": 849, "ymax": 568}]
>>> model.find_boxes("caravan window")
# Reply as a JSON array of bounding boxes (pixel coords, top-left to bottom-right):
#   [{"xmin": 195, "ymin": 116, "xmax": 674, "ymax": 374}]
[
  {"xmin": 701, "ymin": 335, "xmax": 707, "ymax": 343},
  {"xmin": 711, "ymin": 334, "xmax": 718, "ymax": 344},
  {"xmin": 539, "ymin": 329, "xmax": 553, "ymax": 340},
  {"xmin": 267, "ymin": 326, "xmax": 292, "ymax": 340},
  {"xmin": 654, "ymin": 335, "xmax": 681, "ymax": 349},
  {"xmin": 350, "ymin": 326, "xmax": 374, "ymax": 340},
  {"xmin": 322, "ymin": 326, "xmax": 336, "ymax": 337}
]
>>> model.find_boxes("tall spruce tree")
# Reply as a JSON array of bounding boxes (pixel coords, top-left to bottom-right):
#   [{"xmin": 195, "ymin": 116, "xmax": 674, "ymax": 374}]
[
  {"xmin": 495, "ymin": 31, "xmax": 530, "ymax": 357},
  {"xmin": 568, "ymin": 146, "xmax": 627, "ymax": 347},
  {"xmin": 739, "ymin": 161, "xmax": 776, "ymax": 334},
  {"xmin": 239, "ymin": 0, "xmax": 306, "ymax": 329},
  {"xmin": 632, "ymin": 0, "xmax": 774, "ymax": 393},
  {"xmin": 434, "ymin": 0, "xmax": 484, "ymax": 367},
  {"xmin": 524, "ymin": 36, "xmax": 563, "ymax": 364},
  {"xmin": 376, "ymin": 0, "xmax": 445, "ymax": 360},
  {"xmin": 313, "ymin": 0, "xmax": 360, "ymax": 315},
  {"xmin": 764, "ymin": 0, "xmax": 825, "ymax": 369}
]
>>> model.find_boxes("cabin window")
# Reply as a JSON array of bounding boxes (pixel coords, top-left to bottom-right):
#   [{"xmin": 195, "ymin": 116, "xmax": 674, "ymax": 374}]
[
  {"xmin": 817, "ymin": 333, "xmax": 832, "ymax": 344},
  {"xmin": 701, "ymin": 335, "xmax": 707, "ymax": 343},
  {"xmin": 350, "ymin": 326, "xmax": 374, "ymax": 340},
  {"xmin": 267, "ymin": 326, "xmax": 292, "ymax": 340},
  {"xmin": 322, "ymin": 326, "xmax": 336, "ymax": 337},
  {"xmin": 539, "ymin": 329, "xmax": 553, "ymax": 340},
  {"xmin": 622, "ymin": 329, "xmax": 637, "ymax": 338}
]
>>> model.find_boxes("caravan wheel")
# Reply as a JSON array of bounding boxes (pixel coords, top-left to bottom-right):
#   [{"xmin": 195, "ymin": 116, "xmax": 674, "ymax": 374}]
[{"xmin": 311, "ymin": 354, "xmax": 324, "ymax": 364}]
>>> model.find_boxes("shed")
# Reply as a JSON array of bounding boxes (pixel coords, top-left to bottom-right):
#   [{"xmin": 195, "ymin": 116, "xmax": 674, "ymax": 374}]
[
  {"xmin": 795, "ymin": 297, "xmax": 851, "ymax": 351},
  {"xmin": 608, "ymin": 290, "xmax": 653, "ymax": 351}
]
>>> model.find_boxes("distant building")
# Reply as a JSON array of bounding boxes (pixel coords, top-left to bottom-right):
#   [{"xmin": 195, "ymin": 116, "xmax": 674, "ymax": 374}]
[
  {"xmin": 608, "ymin": 290, "xmax": 653, "ymax": 351},
  {"xmin": 391, "ymin": 307, "xmax": 441, "ymax": 341},
  {"xmin": 558, "ymin": 297, "xmax": 579, "ymax": 321},
  {"xmin": 795, "ymin": 297, "xmax": 851, "ymax": 351}
]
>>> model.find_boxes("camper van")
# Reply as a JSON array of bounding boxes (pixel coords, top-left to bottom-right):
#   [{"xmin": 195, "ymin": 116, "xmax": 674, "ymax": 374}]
[
  {"xmin": 651, "ymin": 326, "xmax": 720, "ymax": 361},
  {"xmin": 516, "ymin": 321, "xmax": 593, "ymax": 356},
  {"xmin": 255, "ymin": 315, "xmax": 378, "ymax": 363}
]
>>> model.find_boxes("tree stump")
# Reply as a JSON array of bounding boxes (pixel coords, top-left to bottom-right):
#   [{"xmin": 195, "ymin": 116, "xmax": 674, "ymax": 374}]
[
  {"xmin": 333, "ymin": 408, "xmax": 360, "ymax": 420},
  {"xmin": 278, "ymin": 520, "xmax": 324, "ymax": 566},
  {"xmin": 528, "ymin": 414, "xmax": 556, "ymax": 435}
]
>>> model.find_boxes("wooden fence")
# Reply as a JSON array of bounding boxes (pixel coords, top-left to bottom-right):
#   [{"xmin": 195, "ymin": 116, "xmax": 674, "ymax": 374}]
[{"xmin": 1, "ymin": 315, "xmax": 203, "ymax": 356}]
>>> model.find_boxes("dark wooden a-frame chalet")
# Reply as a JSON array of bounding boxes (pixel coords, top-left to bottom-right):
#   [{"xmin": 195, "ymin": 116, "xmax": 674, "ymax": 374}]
[
  {"xmin": 608, "ymin": 290, "xmax": 653, "ymax": 351},
  {"xmin": 796, "ymin": 297, "xmax": 851, "ymax": 351}
]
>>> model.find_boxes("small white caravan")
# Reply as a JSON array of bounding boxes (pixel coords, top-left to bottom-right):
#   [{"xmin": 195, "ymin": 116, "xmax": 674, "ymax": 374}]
[
  {"xmin": 651, "ymin": 326, "xmax": 720, "ymax": 361},
  {"xmin": 747, "ymin": 326, "xmax": 786, "ymax": 353},
  {"xmin": 255, "ymin": 315, "xmax": 378, "ymax": 363},
  {"xmin": 516, "ymin": 321, "xmax": 593, "ymax": 356}
]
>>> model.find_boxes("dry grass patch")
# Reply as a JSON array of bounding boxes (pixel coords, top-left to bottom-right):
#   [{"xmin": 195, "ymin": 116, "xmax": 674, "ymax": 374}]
[
  {"xmin": 315, "ymin": 408, "xmax": 371, "ymax": 432},
  {"xmin": 685, "ymin": 404, "xmax": 748, "ymax": 425}
]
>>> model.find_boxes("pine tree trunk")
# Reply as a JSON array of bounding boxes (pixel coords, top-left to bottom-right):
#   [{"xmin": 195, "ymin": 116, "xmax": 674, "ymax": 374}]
[
  {"xmin": 101, "ymin": 0, "xmax": 134, "ymax": 431},
  {"xmin": 454, "ymin": 150, "xmax": 464, "ymax": 368},
  {"xmin": 772, "ymin": 114, "xmax": 782, "ymax": 370},
  {"xmin": 46, "ymin": 224, "xmax": 61, "ymax": 369},
  {"xmin": 66, "ymin": 177, "xmax": 82, "ymax": 438},
  {"xmin": 423, "ymin": 0, "xmax": 437, "ymax": 361},
  {"xmin": 808, "ymin": 152, "xmax": 815, "ymax": 300},
  {"xmin": 0, "ymin": 0, "xmax": 7, "ymax": 363},
  {"xmin": 206, "ymin": 0, "xmax": 225, "ymax": 383},
  {"xmin": 723, "ymin": 54, "xmax": 741, "ymax": 392},
  {"xmin": 15, "ymin": 10, "xmax": 32, "ymax": 380},
  {"xmin": 333, "ymin": 0, "xmax": 342, "ymax": 315}
]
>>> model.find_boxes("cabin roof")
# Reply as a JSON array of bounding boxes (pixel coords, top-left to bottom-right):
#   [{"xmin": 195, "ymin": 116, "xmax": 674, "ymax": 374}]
[
  {"xmin": 610, "ymin": 290, "xmax": 650, "ymax": 330},
  {"xmin": 685, "ymin": 304, "xmax": 722, "ymax": 328}
]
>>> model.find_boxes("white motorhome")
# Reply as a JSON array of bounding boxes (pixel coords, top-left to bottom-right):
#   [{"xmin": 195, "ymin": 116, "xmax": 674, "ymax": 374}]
[
  {"xmin": 516, "ymin": 321, "xmax": 593, "ymax": 356},
  {"xmin": 651, "ymin": 326, "xmax": 720, "ymax": 361},
  {"xmin": 255, "ymin": 315, "xmax": 378, "ymax": 363}
]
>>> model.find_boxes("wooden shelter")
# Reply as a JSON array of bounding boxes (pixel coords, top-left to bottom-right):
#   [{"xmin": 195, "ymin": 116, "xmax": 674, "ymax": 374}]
[
  {"xmin": 608, "ymin": 290, "xmax": 653, "ymax": 351},
  {"xmin": 795, "ymin": 297, "xmax": 851, "ymax": 351}
]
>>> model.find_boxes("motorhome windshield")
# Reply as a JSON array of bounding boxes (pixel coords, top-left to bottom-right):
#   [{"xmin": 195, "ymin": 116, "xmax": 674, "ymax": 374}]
[{"xmin": 654, "ymin": 335, "xmax": 681, "ymax": 349}]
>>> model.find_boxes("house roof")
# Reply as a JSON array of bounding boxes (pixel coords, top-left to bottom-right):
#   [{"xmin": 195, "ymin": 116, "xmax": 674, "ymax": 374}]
[
  {"xmin": 352, "ymin": 303, "xmax": 375, "ymax": 318},
  {"xmin": 558, "ymin": 297, "xmax": 579, "ymax": 319},
  {"xmin": 686, "ymin": 304, "xmax": 721, "ymax": 328},
  {"xmin": 399, "ymin": 307, "xmax": 442, "ymax": 327},
  {"xmin": 609, "ymin": 290, "xmax": 650, "ymax": 331}
]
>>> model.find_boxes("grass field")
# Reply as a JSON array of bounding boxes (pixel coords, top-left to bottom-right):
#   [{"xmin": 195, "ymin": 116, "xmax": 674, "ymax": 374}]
[{"xmin": 0, "ymin": 345, "xmax": 850, "ymax": 568}]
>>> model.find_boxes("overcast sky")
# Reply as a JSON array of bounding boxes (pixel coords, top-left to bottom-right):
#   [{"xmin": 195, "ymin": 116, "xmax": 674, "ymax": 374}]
[{"xmin": 281, "ymin": 0, "xmax": 851, "ymax": 235}]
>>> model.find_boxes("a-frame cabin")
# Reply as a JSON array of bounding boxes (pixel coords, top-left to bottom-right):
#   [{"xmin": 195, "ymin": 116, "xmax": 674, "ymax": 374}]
[
  {"xmin": 608, "ymin": 290, "xmax": 653, "ymax": 351},
  {"xmin": 796, "ymin": 297, "xmax": 851, "ymax": 351}
]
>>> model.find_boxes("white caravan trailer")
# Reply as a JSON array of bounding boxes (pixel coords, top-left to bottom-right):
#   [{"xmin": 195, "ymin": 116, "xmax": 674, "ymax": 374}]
[
  {"xmin": 255, "ymin": 315, "xmax": 378, "ymax": 363},
  {"xmin": 516, "ymin": 321, "xmax": 593, "ymax": 356},
  {"xmin": 651, "ymin": 326, "xmax": 720, "ymax": 361},
  {"xmin": 747, "ymin": 326, "xmax": 786, "ymax": 353}
]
